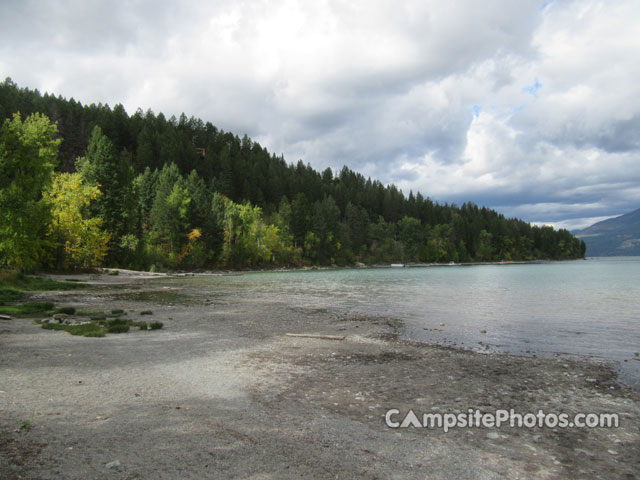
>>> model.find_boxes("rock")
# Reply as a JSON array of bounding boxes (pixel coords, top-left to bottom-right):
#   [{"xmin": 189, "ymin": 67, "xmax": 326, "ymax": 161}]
[
  {"xmin": 105, "ymin": 460, "xmax": 120, "ymax": 469},
  {"xmin": 607, "ymin": 450, "xmax": 618, "ymax": 455},
  {"xmin": 53, "ymin": 313, "xmax": 69, "ymax": 321},
  {"xmin": 439, "ymin": 322, "xmax": 445, "ymax": 326},
  {"xmin": 355, "ymin": 262, "xmax": 366, "ymax": 268},
  {"xmin": 486, "ymin": 432, "xmax": 500, "ymax": 440},
  {"xmin": 480, "ymin": 329, "xmax": 487, "ymax": 334}
]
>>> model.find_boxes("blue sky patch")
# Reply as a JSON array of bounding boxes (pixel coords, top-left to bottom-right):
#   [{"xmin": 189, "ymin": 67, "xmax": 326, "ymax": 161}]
[{"xmin": 523, "ymin": 79, "xmax": 542, "ymax": 97}]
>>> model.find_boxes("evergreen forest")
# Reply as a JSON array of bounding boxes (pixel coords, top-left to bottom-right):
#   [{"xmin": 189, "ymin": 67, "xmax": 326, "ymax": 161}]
[{"xmin": 0, "ymin": 78, "xmax": 586, "ymax": 271}]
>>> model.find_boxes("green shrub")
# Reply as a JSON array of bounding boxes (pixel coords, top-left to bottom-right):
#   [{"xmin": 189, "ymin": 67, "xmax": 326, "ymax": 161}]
[
  {"xmin": 66, "ymin": 323, "xmax": 104, "ymax": 336},
  {"xmin": 107, "ymin": 324, "xmax": 130, "ymax": 334},
  {"xmin": 140, "ymin": 310, "xmax": 153, "ymax": 315},
  {"xmin": 41, "ymin": 321, "xmax": 105, "ymax": 337},
  {"xmin": 134, "ymin": 321, "xmax": 148, "ymax": 330},
  {"xmin": 111, "ymin": 309, "xmax": 125, "ymax": 315},
  {"xmin": 149, "ymin": 321, "xmax": 163, "ymax": 330},
  {"xmin": 41, "ymin": 322, "xmax": 66, "ymax": 331},
  {"xmin": 0, "ymin": 301, "xmax": 54, "ymax": 316},
  {"xmin": 0, "ymin": 273, "xmax": 85, "ymax": 292},
  {"xmin": 0, "ymin": 288, "xmax": 24, "ymax": 305},
  {"xmin": 107, "ymin": 318, "xmax": 128, "ymax": 327}
]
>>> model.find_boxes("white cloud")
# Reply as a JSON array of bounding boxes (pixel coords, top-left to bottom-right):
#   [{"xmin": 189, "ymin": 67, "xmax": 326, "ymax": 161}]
[{"xmin": 1, "ymin": 0, "xmax": 639, "ymax": 228}]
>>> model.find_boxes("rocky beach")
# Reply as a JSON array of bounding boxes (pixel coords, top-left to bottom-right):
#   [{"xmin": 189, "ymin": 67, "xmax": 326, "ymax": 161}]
[{"xmin": 1, "ymin": 271, "xmax": 638, "ymax": 479}]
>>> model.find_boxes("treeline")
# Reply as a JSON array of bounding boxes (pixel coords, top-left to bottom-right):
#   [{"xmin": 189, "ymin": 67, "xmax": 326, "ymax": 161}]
[{"xmin": 0, "ymin": 78, "xmax": 585, "ymax": 271}]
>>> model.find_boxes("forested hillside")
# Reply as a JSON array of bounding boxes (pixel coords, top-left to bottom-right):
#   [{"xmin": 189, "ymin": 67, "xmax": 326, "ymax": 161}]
[
  {"xmin": 0, "ymin": 78, "xmax": 585, "ymax": 271},
  {"xmin": 575, "ymin": 208, "xmax": 640, "ymax": 256}
]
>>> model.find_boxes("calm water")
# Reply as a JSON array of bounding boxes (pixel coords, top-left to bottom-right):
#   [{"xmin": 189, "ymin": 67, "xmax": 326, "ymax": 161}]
[{"xmin": 195, "ymin": 258, "xmax": 640, "ymax": 388}]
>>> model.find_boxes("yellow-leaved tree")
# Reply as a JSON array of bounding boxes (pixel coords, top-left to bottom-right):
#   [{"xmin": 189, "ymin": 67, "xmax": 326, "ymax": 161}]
[{"xmin": 44, "ymin": 172, "xmax": 110, "ymax": 270}]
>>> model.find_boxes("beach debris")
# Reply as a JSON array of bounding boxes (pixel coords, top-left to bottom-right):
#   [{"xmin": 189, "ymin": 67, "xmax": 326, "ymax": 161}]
[
  {"xmin": 105, "ymin": 460, "xmax": 121, "ymax": 469},
  {"xmin": 0, "ymin": 314, "xmax": 12, "ymax": 320},
  {"xmin": 480, "ymin": 329, "xmax": 487, "ymax": 334},
  {"xmin": 285, "ymin": 333, "xmax": 345, "ymax": 340},
  {"xmin": 439, "ymin": 322, "xmax": 445, "ymax": 326}
]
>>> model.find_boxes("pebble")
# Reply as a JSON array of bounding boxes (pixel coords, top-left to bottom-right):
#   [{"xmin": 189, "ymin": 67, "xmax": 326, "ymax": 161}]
[
  {"xmin": 486, "ymin": 432, "xmax": 500, "ymax": 440},
  {"xmin": 106, "ymin": 460, "xmax": 121, "ymax": 469}
]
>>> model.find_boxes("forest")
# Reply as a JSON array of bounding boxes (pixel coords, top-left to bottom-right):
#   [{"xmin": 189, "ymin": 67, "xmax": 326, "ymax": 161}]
[{"xmin": 0, "ymin": 78, "xmax": 586, "ymax": 271}]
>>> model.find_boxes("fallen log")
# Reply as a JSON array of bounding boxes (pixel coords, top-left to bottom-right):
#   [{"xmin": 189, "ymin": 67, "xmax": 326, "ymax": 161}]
[
  {"xmin": 285, "ymin": 333, "xmax": 345, "ymax": 340},
  {"xmin": 0, "ymin": 314, "xmax": 12, "ymax": 320}
]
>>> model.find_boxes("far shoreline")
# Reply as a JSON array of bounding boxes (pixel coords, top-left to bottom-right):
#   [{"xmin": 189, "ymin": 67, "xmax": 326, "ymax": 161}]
[{"xmin": 82, "ymin": 257, "xmax": 592, "ymax": 279}]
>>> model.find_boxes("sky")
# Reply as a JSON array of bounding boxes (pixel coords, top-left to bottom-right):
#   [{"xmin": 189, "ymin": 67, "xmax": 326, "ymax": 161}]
[{"xmin": 1, "ymin": 0, "xmax": 639, "ymax": 230}]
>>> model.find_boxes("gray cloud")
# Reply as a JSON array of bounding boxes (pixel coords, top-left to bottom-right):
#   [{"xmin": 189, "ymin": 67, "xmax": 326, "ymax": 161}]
[{"xmin": 1, "ymin": 0, "xmax": 639, "ymax": 229}]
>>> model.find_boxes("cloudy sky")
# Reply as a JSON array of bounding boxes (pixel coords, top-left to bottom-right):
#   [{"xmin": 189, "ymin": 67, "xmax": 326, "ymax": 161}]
[{"xmin": 1, "ymin": 0, "xmax": 639, "ymax": 230}]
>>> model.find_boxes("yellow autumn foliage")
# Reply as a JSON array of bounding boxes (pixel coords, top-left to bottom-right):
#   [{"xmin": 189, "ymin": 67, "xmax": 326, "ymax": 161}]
[{"xmin": 44, "ymin": 173, "xmax": 110, "ymax": 269}]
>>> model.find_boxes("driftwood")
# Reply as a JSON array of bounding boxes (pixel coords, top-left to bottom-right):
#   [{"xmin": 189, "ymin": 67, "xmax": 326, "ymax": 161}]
[
  {"xmin": 285, "ymin": 333, "xmax": 345, "ymax": 340},
  {"xmin": 0, "ymin": 314, "xmax": 12, "ymax": 320}
]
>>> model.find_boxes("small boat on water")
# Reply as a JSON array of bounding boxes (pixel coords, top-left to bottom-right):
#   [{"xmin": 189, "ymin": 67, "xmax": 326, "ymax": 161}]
[{"xmin": 390, "ymin": 263, "xmax": 405, "ymax": 268}]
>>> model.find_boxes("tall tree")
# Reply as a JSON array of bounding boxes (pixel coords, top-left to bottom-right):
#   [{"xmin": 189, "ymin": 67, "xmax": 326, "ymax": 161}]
[
  {"xmin": 0, "ymin": 113, "xmax": 59, "ymax": 270},
  {"xmin": 76, "ymin": 126, "xmax": 136, "ymax": 264},
  {"xmin": 44, "ymin": 173, "xmax": 110, "ymax": 270}
]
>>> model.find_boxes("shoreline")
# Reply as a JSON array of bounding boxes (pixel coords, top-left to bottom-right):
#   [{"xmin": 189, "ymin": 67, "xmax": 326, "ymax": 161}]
[
  {"xmin": 82, "ymin": 257, "xmax": 587, "ymax": 278},
  {"xmin": 1, "ymin": 273, "xmax": 638, "ymax": 479}
]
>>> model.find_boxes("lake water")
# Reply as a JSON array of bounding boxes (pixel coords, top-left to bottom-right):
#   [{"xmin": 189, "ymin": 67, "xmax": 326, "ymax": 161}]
[{"xmin": 197, "ymin": 258, "xmax": 640, "ymax": 388}]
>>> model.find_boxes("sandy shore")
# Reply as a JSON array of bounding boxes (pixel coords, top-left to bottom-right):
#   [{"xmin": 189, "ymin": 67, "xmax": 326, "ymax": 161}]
[{"xmin": 1, "ymin": 272, "xmax": 638, "ymax": 479}]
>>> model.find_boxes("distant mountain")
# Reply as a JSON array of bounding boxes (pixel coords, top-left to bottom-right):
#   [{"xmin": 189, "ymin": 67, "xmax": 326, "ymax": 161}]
[{"xmin": 575, "ymin": 208, "xmax": 640, "ymax": 256}]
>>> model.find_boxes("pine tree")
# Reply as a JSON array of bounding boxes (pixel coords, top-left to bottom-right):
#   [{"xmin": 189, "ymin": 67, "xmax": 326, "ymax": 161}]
[{"xmin": 76, "ymin": 126, "xmax": 136, "ymax": 264}]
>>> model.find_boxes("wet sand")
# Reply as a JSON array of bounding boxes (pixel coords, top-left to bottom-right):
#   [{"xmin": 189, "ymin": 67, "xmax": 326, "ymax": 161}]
[{"xmin": 1, "ymin": 272, "xmax": 638, "ymax": 479}]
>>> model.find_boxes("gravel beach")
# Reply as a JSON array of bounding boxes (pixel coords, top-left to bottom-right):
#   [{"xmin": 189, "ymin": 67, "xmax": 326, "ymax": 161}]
[{"xmin": 1, "ymin": 271, "xmax": 638, "ymax": 479}]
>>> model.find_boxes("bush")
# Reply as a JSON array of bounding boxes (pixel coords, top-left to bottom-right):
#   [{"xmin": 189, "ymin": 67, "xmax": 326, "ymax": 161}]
[
  {"xmin": 66, "ymin": 323, "xmax": 105, "ymax": 336},
  {"xmin": 107, "ymin": 318, "xmax": 128, "ymax": 326},
  {"xmin": 0, "ymin": 301, "xmax": 54, "ymax": 316},
  {"xmin": 107, "ymin": 324, "xmax": 130, "ymax": 334},
  {"xmin": 0, "ymin": 273, "xmax": 85, "ymax": 292},
  {"xmin": 41, "ymin": 321, "xmax": 105, "ymax": 337},
  {"xmin": 149, "ymin": 321, "xmax": 163, "ymax": 330},
  {"xmin": 0, "ymin": 287, "xmax": 24, "ymax": 305},
  {"xmin": 134, "ymin": 321, "xmax": 148, "ymax": 330},
  {"xmin": 140, "ymin": 310, "xmax": 153, "ymax": 315},
  {"xmin": 111, "ymin": 309, "xmax": 125, "ymax": 315}
]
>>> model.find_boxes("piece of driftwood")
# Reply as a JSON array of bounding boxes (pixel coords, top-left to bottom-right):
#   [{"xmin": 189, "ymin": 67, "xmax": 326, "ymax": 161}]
[
  {"xmin": 0, "ymin": 314, "xmax": 12, "ymax": 320},
  {"xmin": 285, "ymin": 333, "xmax": 345, "ymax": 340}
]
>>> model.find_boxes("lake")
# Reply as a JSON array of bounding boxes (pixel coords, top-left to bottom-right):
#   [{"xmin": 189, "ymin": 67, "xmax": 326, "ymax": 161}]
[{"xmin": 195, "ymin": 257, "xmax": 640, "ymax": 388}]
